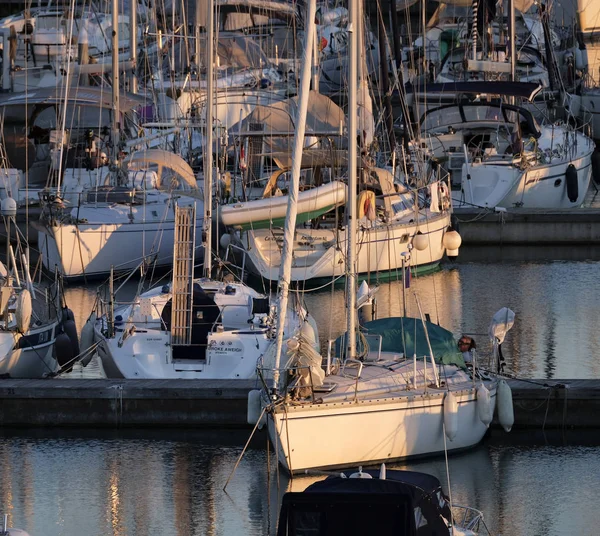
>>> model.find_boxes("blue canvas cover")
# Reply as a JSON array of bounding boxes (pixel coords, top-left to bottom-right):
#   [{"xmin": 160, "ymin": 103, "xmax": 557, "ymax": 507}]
[{"xmin": 337, "ymin": 317, "xmax": 466, "ymax": 369}]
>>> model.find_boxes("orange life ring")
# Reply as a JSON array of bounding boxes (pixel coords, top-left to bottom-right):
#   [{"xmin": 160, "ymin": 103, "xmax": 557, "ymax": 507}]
[{"xmin": 357, "ymin": 190, "xmax": 376, "ymax": 219}]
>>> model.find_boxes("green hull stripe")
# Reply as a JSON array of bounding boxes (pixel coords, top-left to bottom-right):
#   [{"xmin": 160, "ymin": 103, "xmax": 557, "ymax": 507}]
[{"xmin": 233, "ymin": 204, "xmax": 337, "ymax": 231}]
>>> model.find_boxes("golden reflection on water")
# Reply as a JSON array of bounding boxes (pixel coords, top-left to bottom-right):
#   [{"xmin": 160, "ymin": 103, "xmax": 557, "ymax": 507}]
[
  {"xmin": 0, "ymin": 432, "xmax": 596, "ymax": 535},
  {"xmin": 22, "ymin": 444, "xmax": 34, "ymax": 533},
  {"xmin": 0, "ymin": 443, "xmax": 14, "ymax": 529},
  {"xmin": 173, "ymin": 446, "xmax": 193, "ymax": 536},
  {"xmin": 108, "ymin": 462, "xmax": 124, "ymax": 536}
]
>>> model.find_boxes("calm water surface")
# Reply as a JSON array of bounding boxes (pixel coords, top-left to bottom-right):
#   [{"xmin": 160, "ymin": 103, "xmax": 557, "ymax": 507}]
[
  {"xmin": 4, "ymin": 253, "xmax": 597, "ymax": 535},
  {"xmin": 0, "ymin": 429, "xmax": 598, "ymax": 536}
]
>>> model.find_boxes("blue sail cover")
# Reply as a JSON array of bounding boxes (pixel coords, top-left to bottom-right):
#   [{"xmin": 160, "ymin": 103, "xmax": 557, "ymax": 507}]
[{"xmin": 357, "ymin": 317, "xmax": 466, "ymax": 369}]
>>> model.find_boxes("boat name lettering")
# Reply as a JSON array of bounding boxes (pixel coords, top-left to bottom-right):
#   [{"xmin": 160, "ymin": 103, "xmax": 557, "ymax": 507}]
[{"xmin": 213, "ymin": 347, "xmax": 243, "ymax": 353}]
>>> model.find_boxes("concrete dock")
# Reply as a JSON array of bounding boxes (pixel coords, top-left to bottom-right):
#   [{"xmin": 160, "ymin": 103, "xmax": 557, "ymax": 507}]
[
  {"xmin": 453, "ymin": 207, "xmax": 600, "ymax": 245},
  {"xmin": 0, "ymin": 378, "xmax": 597, "ymax": 429}
]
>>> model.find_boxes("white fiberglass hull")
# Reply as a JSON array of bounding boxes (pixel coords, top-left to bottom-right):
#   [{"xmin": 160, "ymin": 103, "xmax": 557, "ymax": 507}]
[
  {"xmin": 461, "ymin": 142, "xmax": 594, "ymax": 209},
  {"xmin": 96, "ymin": 327, "xmax": 272, "ymax": 379},
  {"xmin": 39, "ymin": 218, "xmax": 204, "ymax": 279},
  {"xmin": 239, "ymin": 211, "xmax": 450, "ymax": 281},
  {"xmin": 267, "ymin": 385, "xmax": 495, "ymax": 473},
  {"xmin": 93, "ymin": 279, "xmax": 318, "ymax": 379},
  {"xmin": 0, "ymin": 322, "xmax": 58, "ymax": 378}
]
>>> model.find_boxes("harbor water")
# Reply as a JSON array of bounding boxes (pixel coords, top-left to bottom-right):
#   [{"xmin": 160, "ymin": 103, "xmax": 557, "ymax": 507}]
[{"xmin": 1, "ymin": 252, "xmax": 600, "ymax": 535}]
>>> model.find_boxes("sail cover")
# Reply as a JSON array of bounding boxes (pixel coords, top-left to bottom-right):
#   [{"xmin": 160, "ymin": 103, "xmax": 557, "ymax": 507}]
[
  {"xmin": 336, "ymin": 317, "xmax": 466, "ymax": 368},
  {"xmin": 235, "ymin": 91, "xmax": 346, "ymax": 153}
]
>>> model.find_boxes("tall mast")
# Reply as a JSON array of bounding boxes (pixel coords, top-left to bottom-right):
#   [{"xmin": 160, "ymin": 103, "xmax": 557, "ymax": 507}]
[
  {"xmin": 203, "ymin": 0, "xmax": 214, "ymax": 278},
  {"xmin": 509, "ymin": 0, "xmax": 515, "ymax": 83},
  {"xmin": 271, "ymin": 0, "xmax": 317, "ymax": 394},
  {"xmin": 129, "ymin": 0, "xmax": 138, "ymax": 94},
  {"xmin": 111, "ymin": 0, "xmax": 120, "ymax": 161},
  {"xmin": 345, "ymin": 0, "xmax": 358, "ymax": 360}
]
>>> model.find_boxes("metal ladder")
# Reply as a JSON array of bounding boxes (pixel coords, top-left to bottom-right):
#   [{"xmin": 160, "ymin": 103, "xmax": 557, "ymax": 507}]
[{"xmin": 171, "ymin": 204, "xmax": 196, "ymax": 345}]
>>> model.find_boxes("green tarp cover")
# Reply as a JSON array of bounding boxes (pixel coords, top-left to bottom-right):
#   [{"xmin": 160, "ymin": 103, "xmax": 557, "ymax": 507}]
[{"xmin": 337, "ymin": 317, "xmax": 466, "ymax": 369}]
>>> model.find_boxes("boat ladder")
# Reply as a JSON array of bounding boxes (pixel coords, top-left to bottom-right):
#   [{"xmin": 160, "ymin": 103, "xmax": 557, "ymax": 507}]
[{"xmin": 171, "ymin": 204, "xmax": 196, "ymax": 345}]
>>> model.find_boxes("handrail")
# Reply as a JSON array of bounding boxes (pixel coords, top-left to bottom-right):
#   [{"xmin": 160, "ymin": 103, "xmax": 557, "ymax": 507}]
[
  {"xmin": 342, "ymin": 359, "xmax": 363, "ymax": 401},
  {"xmin": 451, "ymin": 504, "xmax": 490, "ymax": 534},
  {"xmin": 257, "ymin": 363, "xmax": 318, "ymax": 401}
]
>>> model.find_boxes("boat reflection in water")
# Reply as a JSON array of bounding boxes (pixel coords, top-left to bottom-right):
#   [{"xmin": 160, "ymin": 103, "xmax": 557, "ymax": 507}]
[{"xmin": 0, "ymin": 429, "xmax": 597, "ymax": 535}]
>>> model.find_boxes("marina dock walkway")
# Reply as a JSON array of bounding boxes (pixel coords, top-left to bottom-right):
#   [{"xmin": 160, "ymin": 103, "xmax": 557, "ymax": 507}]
[{"xmin": 0, "ymin": 378, "xmax": 597, "ymax": 429}]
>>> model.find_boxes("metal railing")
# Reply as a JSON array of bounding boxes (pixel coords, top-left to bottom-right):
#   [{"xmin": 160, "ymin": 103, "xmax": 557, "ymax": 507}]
[
  {"xmin": 451, "ymin": 505, "xmax": 491, "ymax": 535},
  {"xmin": 257, "ymin": 363, "xmax": 319, "ymax": 402}
]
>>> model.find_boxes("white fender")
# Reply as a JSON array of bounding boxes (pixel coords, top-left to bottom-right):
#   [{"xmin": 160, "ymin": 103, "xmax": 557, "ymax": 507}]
[
  {"xmin": 497, "ymin": 380, "xmax": 514, "ymax": 432},
  {"xmin": 15, "ymin": 289, "xmax": 32, "ymax": 333},
  {"xmin": 443, "ymin": 229, "xmax": 462, "ymax": 257},
  {"xmin": 79, "ymin": 312, "xmax": 97, "ymax": 366},
  {"xmin": 247, "ymin": 389, "xmax": 265, "ymax": 428},
  {"xmin": 477, "ymin": 383, "xmax": 493, "ymax": 427},
  {"xmin": 444, "ymin": 391, "xmax": 458, "ymax": 441},
  {"xmin": 575, "ymin": 47, "xmax": 587, "ymax": 71}
]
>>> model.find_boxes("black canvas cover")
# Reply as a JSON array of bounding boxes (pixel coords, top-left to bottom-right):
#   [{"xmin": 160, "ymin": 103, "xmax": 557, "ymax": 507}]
[{"xmin": 277, "ymin": 470, "xmax": 451, "ymax": 536}]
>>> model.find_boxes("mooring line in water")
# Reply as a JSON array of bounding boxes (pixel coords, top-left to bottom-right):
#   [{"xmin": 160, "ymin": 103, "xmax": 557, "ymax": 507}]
[{"xmin": 223, "ymin": 405, "xmax": 267, "ymax": 492}]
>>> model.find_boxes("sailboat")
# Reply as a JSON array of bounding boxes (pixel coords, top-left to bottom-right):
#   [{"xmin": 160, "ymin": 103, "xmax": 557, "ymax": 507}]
[
  {"xmin": 0, "ymin": 1, "xmax": 153, "ymax": 92},
  {"xmin": 409, "ymin": 1, "xmax": 595, "ymax": 210},
  {"xmin": 92, "ymin": 204, "xmax": 317, "ymax": 379},
  {"xmin": 250, "ymin": 0, "xmax": 511, "ymax": 474},
  {"xmin": 224, "ymin": 33, "xmax": 457, "ymax": 284},
  {"xmin": 0, "ymin": 197, "xmax": 63, "ymax": 378},
  {"xmin": 420, "ymin": 98, "xmax": 595, "ymax": 208},
  {"xmin": 35, "ymin": 0, "xmax": 204, "ymax": 280},
  {"xmin": 92, "ymin": 0, "xmax": 317, "ymax": 379}
]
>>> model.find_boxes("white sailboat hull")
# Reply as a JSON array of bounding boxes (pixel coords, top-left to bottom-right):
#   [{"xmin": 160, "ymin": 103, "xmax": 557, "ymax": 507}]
[
  {"xmin": 461, "ymin": 149, "xmax": 593, "ymax": 209},
  {"xmin": 0, "ymin": 322, "xmax": 59, "ymax": 378},
  {"xmin": 96, "ymin": 328, "xmax": 272, "ymax": 379},
  {"xmin": 93, "ymin": 278, "xmax": 318, "ymax": 379},
  {"xmin": 39, "ymin": 215, "xmax": 204, "ymax": 279},
  {"xmin": 267, "ymin": 386, "xmax": 495, "ymax": 473},
  {"xmin": 239, "ymin": 211, "xmax": 450, "ymax": 281}
]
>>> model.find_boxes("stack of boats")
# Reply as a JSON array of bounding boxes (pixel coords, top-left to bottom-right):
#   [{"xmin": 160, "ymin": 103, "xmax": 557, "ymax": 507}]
[
  {"xmin": 0, "ymin": 0, "xmax": 592, "ymax": 488},
  {"xmin": 4, "ymin": 1, "xmax": 587, "ymax": 530},
  {"xmin": 0, "ymin": 0, "xmax": 595, "ymax": 288}
]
